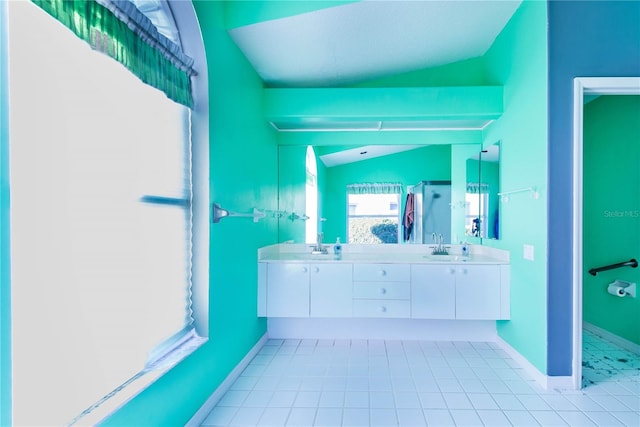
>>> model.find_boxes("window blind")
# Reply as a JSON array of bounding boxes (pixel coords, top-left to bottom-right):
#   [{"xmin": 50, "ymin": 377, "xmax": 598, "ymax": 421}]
[{"xmin": 9, "ymin": 3, "xmax": 201, "ymax": 424}]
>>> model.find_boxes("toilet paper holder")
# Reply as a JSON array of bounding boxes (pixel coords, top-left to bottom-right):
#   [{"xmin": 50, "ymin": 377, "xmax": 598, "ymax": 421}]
[{"xmin": 607, "ymin": 280, "xmax": 637, "ymax": 298}]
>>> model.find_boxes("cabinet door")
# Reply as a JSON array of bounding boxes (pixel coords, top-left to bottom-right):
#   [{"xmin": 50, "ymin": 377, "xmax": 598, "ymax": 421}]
[
  {"xmin": 310, "ymin": 263, "xmax": 352, "ymax": 317},
  {"xmin": 267, "ymin": 263, "xmax": 310, "ymax": 317},
  {"xmin": 455, "ymin": 265, "xmax": 501, "ymax": 319},
  {"xmin": 411, "ymin": 265, "xmax": 456, "ymax": 319}
]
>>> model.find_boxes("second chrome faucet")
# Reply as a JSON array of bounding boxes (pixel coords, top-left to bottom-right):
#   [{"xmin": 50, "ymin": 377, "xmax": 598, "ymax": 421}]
[
  {"xmin": 311, "ymin": 232, "xmax": 328, "ymax": 254},
  {"xmin": 431, "ymin": 232, "xmax": 449, "ymax": 255}
]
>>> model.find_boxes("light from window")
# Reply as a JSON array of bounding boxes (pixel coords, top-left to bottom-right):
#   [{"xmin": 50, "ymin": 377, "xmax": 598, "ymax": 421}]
[
  {"xmin": 465, "ymin": 192, "xmax": 488, "ymax": 237},
  {"xmin": 305, "ymin": 146, "xmax": 318, "ymax": 244},
  {"xmin": 348, "ymin": 194, "xmax": 400, "ymax": 244},
  {"xmin": 8, "ymin": 2, "xmax": 204, "ymax": 425}
]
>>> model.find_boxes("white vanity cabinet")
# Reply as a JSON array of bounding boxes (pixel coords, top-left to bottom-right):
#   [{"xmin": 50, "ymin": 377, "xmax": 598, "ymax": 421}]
[
  {"xmin": 260, "ymin": 262, "xmax": 352, "ymax": 317},
  {"xmin": 310, "ymin": 263, "xmax": 353, "ymax": 317},
  {"xmin": 258, "ymin": 252, "xmax": 510, "ymax": 320},
  {"xmin": 352, "ymin": 263, "xmax": 411, "ymax": 318},
  {"xmin": 455, "ymin": 265, "xmax": 502, "ymax": 319},
  {"xmin": 411, "ymin": 264, "xmax": 508, "ymax": 320},
  {"xmin": 411, "ymin": 265, "xmax": 456, "ymax": 319},
  {"xmin": 265, "ymin": 262, "xmax": 310, "ymax": 317}
]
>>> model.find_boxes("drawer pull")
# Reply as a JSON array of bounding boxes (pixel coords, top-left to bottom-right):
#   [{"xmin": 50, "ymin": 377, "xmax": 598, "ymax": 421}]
[
  {"xmin": 379, "ymin": 270, "xmax": 387, "ymax": 276},
  {"xmin": 449, "ymin": 268, "xmax": 456, "ymax": 275},
  {"xmin": 314, "ymin": 266, "xmax": 320, "ymax": 273},
  {"xmin": 380, "ymin": 288, "xmax": 387, "ymax": 295},
  {"xmin": 380, "ymin": 306, "xmax": 387, "ymax": 313},
  {"xmin": 302, "ymin": 267, "xmax": 308, "ymax": 273}
]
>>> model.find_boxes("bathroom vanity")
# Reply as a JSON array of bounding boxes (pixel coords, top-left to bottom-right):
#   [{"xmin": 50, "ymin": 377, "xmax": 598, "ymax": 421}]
[{"xmin": 258, "ymin": 244, "xmax": 510, "ymax": 321}]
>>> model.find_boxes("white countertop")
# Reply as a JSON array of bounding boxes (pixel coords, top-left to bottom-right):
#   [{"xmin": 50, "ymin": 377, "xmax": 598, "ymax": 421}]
[{"xmin": 258, "ymin": 244, "xmax": 509, "ymax": 265}]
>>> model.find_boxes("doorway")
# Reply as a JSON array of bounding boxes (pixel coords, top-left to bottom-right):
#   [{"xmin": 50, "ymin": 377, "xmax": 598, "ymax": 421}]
[{"xmin": 572, "ymin": 77, "xmax": 640, "ymax": 390}]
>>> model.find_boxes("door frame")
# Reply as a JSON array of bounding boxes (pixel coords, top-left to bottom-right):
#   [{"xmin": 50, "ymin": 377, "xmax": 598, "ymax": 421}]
[{"xmin": 571, "ymin": 77, "xmax": 640, "ymax": 390}]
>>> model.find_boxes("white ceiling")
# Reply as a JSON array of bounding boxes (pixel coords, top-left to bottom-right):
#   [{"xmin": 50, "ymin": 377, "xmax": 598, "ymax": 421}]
[
  {"xmin": 227, "ymin": 0, "xmax": 521, "ymax": 166},
  {"xmin": 229, "ymin": 0, "xmax": 522, "ymax": 87},
  {"xmin": 319, "ymin": 144, "xmax": 424, "ymax": 167}
]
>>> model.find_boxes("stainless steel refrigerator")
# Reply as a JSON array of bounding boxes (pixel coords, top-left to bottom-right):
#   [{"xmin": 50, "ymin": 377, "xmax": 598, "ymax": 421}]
[{"xmin": 408, "ymin": 181, "xmax": 451, "ymax": 244}]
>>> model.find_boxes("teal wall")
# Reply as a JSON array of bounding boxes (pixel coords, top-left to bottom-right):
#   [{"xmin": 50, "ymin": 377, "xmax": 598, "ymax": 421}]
[
  {"xmin": 356, "ymin": 56, "xmax": 487, "ymax": 88},
  {"xmin": 583, "ymin": 95, "xmax": 640, "ymax": 345},
  {"xmin": 482, "ymin": 0, "xmax": 548, "ymax": 372},
  {"xmin": 277, "ymin": 145, "xmax": 307, "ymax": 243},
  {"xmin": 103, "ymin": 2, "xmax": 280, "ymax": 425},
  {"xmin": 0, "ymin": 2, "xmax": 11, "ymax": 424},
  {"xmin": 321, "ymin": 145, "xmax": 451, "ymax": 243}
]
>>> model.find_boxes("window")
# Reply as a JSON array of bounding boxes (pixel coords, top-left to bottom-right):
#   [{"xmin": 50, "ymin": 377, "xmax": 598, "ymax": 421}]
[
  {"xmin": 8, "ymin": 2, "xmax": 208, "ymax": 425},
  {"xmin": 465, "ymin": 182, "xmax": 489, "ymax": 238},
  {"xmin": 305, "ymin": 146, "xmax": 318, "ymax": 244},
  {"xmin": 347, "ymin": 185, "xmax": 401, "ymax": 244}
]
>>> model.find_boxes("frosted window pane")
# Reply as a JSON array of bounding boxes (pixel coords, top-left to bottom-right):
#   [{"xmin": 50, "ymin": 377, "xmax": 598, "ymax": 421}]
[{"xmin": 9, "ymin": 3, "xmax": 191, "ymax": 425}]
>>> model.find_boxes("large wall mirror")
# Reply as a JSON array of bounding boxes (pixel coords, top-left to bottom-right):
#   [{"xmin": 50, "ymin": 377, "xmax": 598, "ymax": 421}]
[
  {"xmin": 465, "ymin": 141, "xmax": 501, "ymax": 241},
  {"xmin": 278, "ymin": 143, "xmax": 478, "ymax": 245}
]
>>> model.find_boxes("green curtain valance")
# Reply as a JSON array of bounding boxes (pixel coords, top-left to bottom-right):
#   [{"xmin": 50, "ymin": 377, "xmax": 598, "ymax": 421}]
[
  {"xmin": 32, "ymin": 0, "xmax": 196, "ymax": 108},
  {"xmin": 347, "ymin": 183, "xmax": 403, "ymax": 195},
  {"xmin": 466, "ymin": 182, "xmax": 489, "ymax": 194}
]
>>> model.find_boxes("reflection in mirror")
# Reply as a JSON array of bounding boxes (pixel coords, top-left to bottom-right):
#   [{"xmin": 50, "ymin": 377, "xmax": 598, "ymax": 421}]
[
  {"xmin": 278, "ymin": 144, "xmax": 453, "ymax": 245},
  {"xmin": 347, "ymin": 186, "xmax": 401, "ymax": 244},
  {"xmin": 465, "ymin": 153, "xmax": 482, "ymax": 238},
  {"xmin": 480, "ymin": 142, "xmax": 500, "ymax": 240},
  {"xmin": 465, "ymin": 142, "xmax": 501, "ymax": 240},
  {"xmin": 305, "ymin": 146, "xmax": 318, "ymax": 243},
  {"xmin": 408, "ymin": 181, "xmax": 452, "ymax": 244}
]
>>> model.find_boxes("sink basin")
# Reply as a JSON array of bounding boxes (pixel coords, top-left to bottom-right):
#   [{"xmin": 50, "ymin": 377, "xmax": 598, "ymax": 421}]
[{"xmin": 423, "ymin": 254, "xmax": 466, "ymax": 262}]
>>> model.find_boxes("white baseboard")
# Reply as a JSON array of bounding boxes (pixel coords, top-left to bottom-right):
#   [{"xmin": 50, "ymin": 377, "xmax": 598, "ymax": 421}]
[
  {"xmin": 546, "ymin": 375, "xmax": 576, "ymax": 390},
  {"xmin": 584, "ymin": 322, "xmax": 640, "ymax": 355},
  {"xmin": 185, "ymin": 333, "xmax": 268, "ymax": 427},
  {"xmin": 267, "ymin": 318, "xmax": 497, "ymax": 342},
  {"xmin": 495, "ymin": 336, "xmax": 575, "ymax": 391}
]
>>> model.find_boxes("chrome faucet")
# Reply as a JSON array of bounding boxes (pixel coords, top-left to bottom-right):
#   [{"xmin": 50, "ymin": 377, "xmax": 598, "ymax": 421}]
[
  {"xmin": 311, "ymin": 232, "xmax": 328, "ymax": 254},
  {"xmin": 431, "ymin": 232, "xmax": 449, "ymax": 255}
]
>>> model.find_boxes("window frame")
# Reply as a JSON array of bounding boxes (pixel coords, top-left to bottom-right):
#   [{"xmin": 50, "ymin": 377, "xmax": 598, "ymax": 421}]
[
  {"xmin": 346, "ymin": 192, "xmax": 401, "ymax": 244},
  {"xmin": 168, "ymin": 0, "xmax": 209, "ymax": 340}
]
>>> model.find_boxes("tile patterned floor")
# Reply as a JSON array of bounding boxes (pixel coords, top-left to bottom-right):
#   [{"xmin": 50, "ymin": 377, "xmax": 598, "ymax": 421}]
[{"xmin": 201, "ymin": 334, "xmax": 639, "ymax": 426}]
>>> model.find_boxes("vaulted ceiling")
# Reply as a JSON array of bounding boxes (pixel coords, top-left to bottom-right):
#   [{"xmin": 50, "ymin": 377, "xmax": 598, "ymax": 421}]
[
  {"xmin": 222, "ymin": 1, "xmax": 522, "ymax": 165},
  {"xmin": 227, "ymin": 1, "xmax": 521, "ymax": 87}
]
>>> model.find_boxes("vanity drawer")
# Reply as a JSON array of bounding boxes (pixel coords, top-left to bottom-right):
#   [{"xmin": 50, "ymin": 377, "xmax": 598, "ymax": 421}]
[
  {"xmin": 353, "ymin": 281, "xmax": 410, "ymax": 300},
  {"xmin": 353, "ymin": 263, "xmax": 410, "ymax": 282},
  {"xmin": 353, "ymin": 299, "xmax": 410, "ymax": 318}
]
